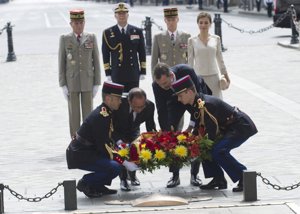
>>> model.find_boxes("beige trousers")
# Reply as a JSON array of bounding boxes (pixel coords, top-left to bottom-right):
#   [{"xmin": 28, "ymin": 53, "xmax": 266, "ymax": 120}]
[{"xmin": 68, "ymin": 91, "xmax": 93, "ymax": 137}]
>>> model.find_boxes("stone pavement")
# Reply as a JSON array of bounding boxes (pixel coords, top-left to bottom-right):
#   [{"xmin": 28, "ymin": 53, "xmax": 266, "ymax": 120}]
[{"xmin": 1, "ymin": 2, "xmax": 300, "ymax": 214}]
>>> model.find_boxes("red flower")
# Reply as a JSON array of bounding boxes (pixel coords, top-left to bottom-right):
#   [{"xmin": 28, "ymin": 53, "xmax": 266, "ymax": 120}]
[
  {"xmin": 189, "ymin": 143, "xmax": 200, "ymax": 158},
  {"xmin": 129, "ymin": 144, "xmax": 139, "ymax": 162}
]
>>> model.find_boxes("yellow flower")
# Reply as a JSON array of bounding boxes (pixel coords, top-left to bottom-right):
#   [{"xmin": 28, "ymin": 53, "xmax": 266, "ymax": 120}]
[
  {"xmin": 154, "ymin": 149, "xmax": 166, "ymax": 161},
  {"xmin": 140, "ymin": 149, "xmax": 152, "ymax": 162},
  {"xmin": 174, "ymin": 145, "xmax": 188, "ymax": 158},
  {"xmin": 177, "ymin": 134, "xmax": 187, "ymax": 142},
  {"xmin": 118, "ymin": 148, "xmax": 129, "ymax": 158}
]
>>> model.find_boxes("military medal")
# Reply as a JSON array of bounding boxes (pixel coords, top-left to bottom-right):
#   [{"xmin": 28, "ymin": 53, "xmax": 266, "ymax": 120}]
[
  {"xmin": 67, "ymin": 53, "xmax": 72, "ymax": 60},
  {"xmin": 182, "ymin": 53, "xmax": 186, "ymax": 58},
  {"xmin": 84, "ymin": 41, "xmax": 93, "ymax": 49},
  {"xmin": 110, "ymin": 32, "xmax": 115, "ymax": 38}
]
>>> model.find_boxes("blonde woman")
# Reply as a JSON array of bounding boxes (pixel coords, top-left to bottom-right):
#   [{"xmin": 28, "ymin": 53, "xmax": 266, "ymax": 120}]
[{"xmin": 188, "ymin": 12, "xmax": 230, "ymax": 99}]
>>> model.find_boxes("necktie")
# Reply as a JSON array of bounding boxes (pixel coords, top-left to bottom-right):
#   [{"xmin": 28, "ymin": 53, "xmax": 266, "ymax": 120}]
[
  {"xmin": 171, "ymin": 33, "xmax": 175, "ymax": 45},
  {"xmin": 129, "ymin": 110, "xmax": 134, "ymax": 123},
  {"xmin": 121, "ymin": 28, "xmax": 125, "ymax": 35},
  {"xmin": 77, "ymin": 35, "xmax": 81, "ymax": 44}
]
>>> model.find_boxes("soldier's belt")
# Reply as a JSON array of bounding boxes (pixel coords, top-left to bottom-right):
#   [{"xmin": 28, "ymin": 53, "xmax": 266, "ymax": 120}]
[{"xmin": 75, "ymin": 133, "xmax": 93, "ymax": 146}]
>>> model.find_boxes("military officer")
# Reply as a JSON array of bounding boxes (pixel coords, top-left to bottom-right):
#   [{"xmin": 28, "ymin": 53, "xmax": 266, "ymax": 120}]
[
  {"xmin": 59, "ymin": 9, "xmax": 101, "ymax": 138},
  {"xmin": 151, "ymin": 8, "xmax": 191, "ymax": 79},
  {"xmin": 66, "ymin": 82, "xmax": 139, "ymax": 198},
  {"xmin": 112, "ymin": 87, "xmax": 156, "ymax": 191},
  {"xmin": 152, "ymin": 63, "xmax": 211, "ymax": 188},
  {"xmin": 171, "ymin": 75, "xmax": 258, "ymax": 192},
  {"xmin": 102, "ymin": 3, "xmax": 146, "ymax": 93}
]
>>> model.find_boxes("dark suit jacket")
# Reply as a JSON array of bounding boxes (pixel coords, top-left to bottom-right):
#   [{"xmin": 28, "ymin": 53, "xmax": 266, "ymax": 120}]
[
  {"xmin": 112, "ymin": 98, "xmax": 156, "ymax": 143},
  {"xmin": 152, "ymin": 64, "xmax": 211, "ymax": 131},
  {"xmin": 102, "ymin": 24, "xmax": 146, "ymax": 83}
]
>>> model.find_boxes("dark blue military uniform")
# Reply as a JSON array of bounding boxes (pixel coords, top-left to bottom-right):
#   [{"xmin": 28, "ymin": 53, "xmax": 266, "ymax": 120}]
[
  {"xmin": 186, "ymin": 93, "xmax": 258, "ymax": 183},
  {"xmin": 66, "ymin": 81, "xmax": 125, "ymax": 197},
  {"xmin": 102, "ymin": 25, "xmax": 146, "ymax": 92},
  {"xmin": 152, "ymin": 64, "xmax": 211, "ymax": 131},
  {"xmin": 66, "ymin": 103, "xmax": 121, "ymax": 190}
]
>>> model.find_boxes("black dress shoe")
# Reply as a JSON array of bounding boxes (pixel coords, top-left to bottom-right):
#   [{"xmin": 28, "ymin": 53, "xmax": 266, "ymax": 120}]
[
  {"xmin": 77, "ymin": 179, "xmax": 102, "ymax": 198},
  {"xmin": 120, "ymin": 179, "xmax": 131, "ymax": 191},
  {"xmin": 128, "ymin": 171, "xmax": 140, "ymax": 186},
  {"xmin": 232, "ymin": 179, "xmax": 243, "ymax": 192},
  {"xmin": 131, "ymin": 177, "xmax": 140, "ymax": 186},
  {"xmin": 190, "ymin": 174, "xmax": 202, "ymax": 186},
  {"xmin": 200, "ymin": 177, "xmax": 227, "ymax": 190},
  {"xmin": 166, "ymin": 175, "xmax": 180, "ymax": 188},
  {"xmin": 98, "ymin": 186, "xmax": 118, "ymax": 195}
]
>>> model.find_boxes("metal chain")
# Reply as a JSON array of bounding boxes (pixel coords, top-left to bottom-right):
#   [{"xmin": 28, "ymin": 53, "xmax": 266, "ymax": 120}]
[
  {"xmin": 0, "ymin": 26, "xmax": 7, "ymax": 35},
  {"xmin": 3, "ymin": 183, "xmax": 63, "ymax": 202},
  {"xmin": 257, "ymin": 172, "xmax": 300, "ymax": 191},
  {"xmin": 221, "ymin": 9, "xmax": 292, "ymax": 34},
  {"xmin": 291, "ymin": 6, "xmax": 299, "ymax": 33}
]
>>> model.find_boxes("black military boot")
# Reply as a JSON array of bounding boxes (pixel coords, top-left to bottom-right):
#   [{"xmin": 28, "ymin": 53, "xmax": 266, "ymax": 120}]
[
  {"xmin": 77, "ymin": 179, "xmax": 102, "ymax": 198},
  {"xmin": 200, "ymin": 176, "xmax": 227, "ymax": 190},
  {"xmin": 232, "ymin": 177, "xmax": 243, "ymax": 192}
]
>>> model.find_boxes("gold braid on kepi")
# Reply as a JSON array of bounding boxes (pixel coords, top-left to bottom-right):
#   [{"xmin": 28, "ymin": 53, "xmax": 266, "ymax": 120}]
[{"xmin": 103, "ymin": 31, "xmax": 123, "ymax": 62}]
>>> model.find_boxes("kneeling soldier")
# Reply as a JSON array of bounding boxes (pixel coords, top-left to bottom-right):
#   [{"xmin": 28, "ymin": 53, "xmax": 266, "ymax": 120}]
[
  {"xmin": 172, "ymin": 75, "xmax": 257, "ymax": 192},
  {"xmin": 66, "ymin": 82, "xmax": 139, "ymax": 198}
]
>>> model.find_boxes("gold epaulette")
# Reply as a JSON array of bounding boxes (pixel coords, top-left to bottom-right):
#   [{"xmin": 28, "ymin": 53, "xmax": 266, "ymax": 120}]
[
  {"xmin": 140, "ymin": 62, "xmax": 146, "ymax": 69},
  {"xmin": 104, "ymin": 63, "xmax": 110, "ymax": 70}
]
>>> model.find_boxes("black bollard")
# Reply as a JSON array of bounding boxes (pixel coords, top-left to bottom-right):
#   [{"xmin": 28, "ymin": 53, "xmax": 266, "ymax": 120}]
[
  {"xmin": 290, "ymin": 5, "xmax": 299, "ymax": 44},
  {"xmin": 144, "ymin": 17, "xmax": 152, "ymax": 56},
  {"xmin": 214, "ymin": 14, "xmax": 227, "ymax": 52},
  {"xmin": 243, "ymin": 171, "xmax": 257, "ymax": 202},
  {"xmin": 63, "ymin": 180, "xmax": 77, "ymax": 211},
  {"xmin": 0, "ymin": 184, "xmax": 4, "ymax": 214},
  {"xmin": 5, "ymin": 22, "xmax": 17, "ymax": 62}
]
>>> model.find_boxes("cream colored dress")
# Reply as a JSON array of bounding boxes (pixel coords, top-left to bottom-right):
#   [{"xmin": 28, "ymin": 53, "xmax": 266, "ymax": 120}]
[{"xmin": 188, "ymin": 34, "xmax": 227, "ymax": 99}]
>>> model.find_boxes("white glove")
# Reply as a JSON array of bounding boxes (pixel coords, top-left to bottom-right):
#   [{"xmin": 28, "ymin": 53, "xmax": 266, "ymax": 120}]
[
  {"xmin": 92, "ymin": 85, "xmax": 99, "ymax": 98},
  {"xmin": 61, "ymin": 86, "xmax": 69, "ymax": 101},
  {"xmin": 122, "ymin": 160, "xmax": 139, "ymax": 171},
  {"xmin": 116, "ymin": 140, "xmax": 124, "ymax": 146},
  {"xmin": 139, "ymin": 74, "xmax": 146, "ymax": 80},
  {"xmin": 106, "ymin": 75, "xmax": 112, "ymax": 82}
]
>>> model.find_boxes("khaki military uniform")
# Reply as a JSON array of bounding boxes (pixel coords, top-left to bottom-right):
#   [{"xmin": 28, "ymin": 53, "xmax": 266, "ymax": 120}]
[
  {"xmin": 59, "ymin": 32, "xmax": 101, "ymax": 137},
  {"xmin": 151, "ymin": 30, "xmax": 191, "ymax": 78}
]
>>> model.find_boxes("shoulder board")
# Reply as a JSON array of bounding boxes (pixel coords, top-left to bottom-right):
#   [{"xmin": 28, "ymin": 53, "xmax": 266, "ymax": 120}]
[
  {"xmin": 197, "ymin": 98, "xmax": 205, "ymax": 109},
  {"xmin": 100, "ymin": 106, "xmax": 110, "ymax": 117}
]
